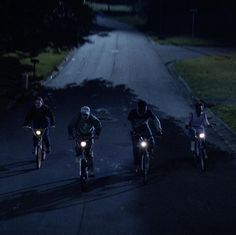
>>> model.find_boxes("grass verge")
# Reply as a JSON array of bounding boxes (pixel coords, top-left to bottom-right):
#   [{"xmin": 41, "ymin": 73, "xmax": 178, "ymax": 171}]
[
  {"xmin": 212, "ymin": 105, "xmax": 236, "ymax": 132},
  {"xmin": 175, "ymin": 54, "xmax": 236, "ymax": 132},
  {"xmin": 153, "ymin": 35, "xmax": 222, "ymax": 47},
  {"xmin": 88, "ymin": 2, "xmax": 132, "ymax": 13},
  {"xmin": 21, "ymin": 49, "xmax": 68, "ymax": 80},
  {"xmin": 113, "ymin": 15, "xmax": 147, "ymax": 28},
  {"xmin": 0, "ymin": 48, "xmax": 68, "ymax": 83}
]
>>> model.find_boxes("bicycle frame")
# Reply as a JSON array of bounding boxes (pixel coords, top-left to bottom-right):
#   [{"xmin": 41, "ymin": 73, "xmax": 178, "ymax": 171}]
[
  {"xmin": 191, "ymin": 127, "xmax": 206, "ymax": 171},
  {"xmin": 74, "ymin": 137, "xmax": 93, "ymax": 190},
  {"xmin": 132, "ymin": 132, "xmax": 151, "ymax": 184},
  {"xmin": 28, "ymin": 127, "xmax": 47, "ymax": 169}
]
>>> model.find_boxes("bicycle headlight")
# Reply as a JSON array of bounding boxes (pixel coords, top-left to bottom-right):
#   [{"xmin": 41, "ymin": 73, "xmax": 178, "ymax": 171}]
[
  {"xmin": 199, "ymin": 133, "xmax": 205, "ymax": 139},
  {"xmin": 80, "ymin": 141, "xmax": 87, "ymax": 148},
  {"xmin": 36, "ymin": 130, "xmax": 41, "ymax": 136},
  {"xmin": 140, "ymin": 141, "xmax": 148, "ymax": 148}
]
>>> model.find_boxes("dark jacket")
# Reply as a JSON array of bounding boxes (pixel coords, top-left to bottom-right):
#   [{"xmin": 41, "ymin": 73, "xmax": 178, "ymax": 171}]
[
  {"xmin": 68, "ymin": 113, "xmax": 101, "ymax": 138},
  {"xmin": 24, "ymin": 105, "xmax": 55, "ymax": 128},
  {"xmin": 128, "ymin": 109, "xmax": 157, "ymax": 138}
]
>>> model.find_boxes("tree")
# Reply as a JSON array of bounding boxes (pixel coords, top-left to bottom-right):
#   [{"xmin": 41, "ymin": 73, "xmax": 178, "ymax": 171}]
[{"xmin": 0, "ymin": 0, "xmax": 94, "ymax": 54}]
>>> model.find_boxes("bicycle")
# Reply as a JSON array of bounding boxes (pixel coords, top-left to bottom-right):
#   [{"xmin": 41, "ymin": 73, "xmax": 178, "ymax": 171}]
[
  {"xmin": 71, "ymin": 136, "xmax": 94, "ymax": 191},
  {"xmin": 25, "ymin": 126, "xmax": 47, "ymax": 169}
]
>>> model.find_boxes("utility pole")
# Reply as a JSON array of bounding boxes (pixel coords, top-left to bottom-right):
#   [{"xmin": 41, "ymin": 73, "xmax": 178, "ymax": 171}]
[{"xmin": 190, "ymin": 9, "xmax": 197, "ymax": 38}]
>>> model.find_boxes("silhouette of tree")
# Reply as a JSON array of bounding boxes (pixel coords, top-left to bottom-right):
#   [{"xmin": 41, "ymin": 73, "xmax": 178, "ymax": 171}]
[{"xmin": 0, "ymin": 0, "xmax": 94, "ymax": 54}]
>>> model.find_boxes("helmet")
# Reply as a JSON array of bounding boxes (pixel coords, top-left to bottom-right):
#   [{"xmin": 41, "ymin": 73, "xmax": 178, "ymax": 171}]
[
  {"xmin": 81, "ymin": 106, "xmax": 90, "ymax": 120},
  {"xmin": 137, "ymin": 99, "xmax": 147, "ymax": 116}
]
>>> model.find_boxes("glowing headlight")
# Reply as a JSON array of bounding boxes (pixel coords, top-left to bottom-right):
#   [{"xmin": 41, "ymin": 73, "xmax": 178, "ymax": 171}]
[
  {"xmin": 36, "ymin": 130, "xmax": 41, "ymax": 136},
  {"xmin": 80, "ymin": 141, "xmax": 87, "ymax": 148},
  {"xmin": 140, "ymin": 141, "xmax": 147, "ymax": 148},
  {"xmin": 199, "ymin": 133, "xmax": 205, "ymax": 139}
]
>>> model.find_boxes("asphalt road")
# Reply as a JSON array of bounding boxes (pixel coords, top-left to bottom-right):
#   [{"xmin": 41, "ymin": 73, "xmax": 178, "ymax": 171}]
[{"xmin": 1, "ymin": 15, "xmax": 236, "ymax": 235}]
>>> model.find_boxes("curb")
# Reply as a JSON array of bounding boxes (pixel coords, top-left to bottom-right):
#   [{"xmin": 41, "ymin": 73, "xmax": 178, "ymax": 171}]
[{"xmin": 167, "ymin": 61, "xmax": 236, "ymax": 154}]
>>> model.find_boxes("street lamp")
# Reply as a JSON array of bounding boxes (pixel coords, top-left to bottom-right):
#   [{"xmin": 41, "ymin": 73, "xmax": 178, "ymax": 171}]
[{"xmin": 190, "ymin": 8, "xmax": 197, "ymax": 38}]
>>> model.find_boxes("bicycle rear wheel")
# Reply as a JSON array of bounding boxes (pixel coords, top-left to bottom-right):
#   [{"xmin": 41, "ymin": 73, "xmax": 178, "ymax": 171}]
[
  {"xmin": 142, "ymin": 154, "xmax": 149, "ymax": 184},
  {"xmin": 36, "ymin": 146, "xmax": 42, "ymax": 169},
  {"xmin": 42, "ymin": 144, "xmax": 46, "ymax": 161},
  {"xmin": 199, "ymin": 150, "xmax": 206, "ymax": 172},
  {"xmin": 80, "ymin": 159, "xmax": 88, "ymax": 191}
]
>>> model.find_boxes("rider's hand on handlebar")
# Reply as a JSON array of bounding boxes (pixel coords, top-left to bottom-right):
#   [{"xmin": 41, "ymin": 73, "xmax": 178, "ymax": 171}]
[
  {"xmin": 209, "ymin": 123, "xmax": 216, "ymax": 128},
  {"xmin": 94, "ymin": 135, "xmax": 99, "ymax": 140},
  {"xmin": 156, "ymin": 131, "xmax": 163, "ymax": 137},
  {"xmin": 51, "ymin": 125, "xmax": 56, "ymax": 128},
  {"xmin": 23, "ymin": 125, "xmax": 31, "ymax": 129},
  {"xmin": 185, "ymin": 124, "xmax": 190, "ymax": 129},
  {"xmin": 68, "ymin": 136, "xmax": 74, "ymax": 140}
]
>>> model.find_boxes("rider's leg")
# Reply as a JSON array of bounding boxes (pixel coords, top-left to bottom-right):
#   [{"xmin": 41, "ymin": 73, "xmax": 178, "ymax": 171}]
[
  {"xmin": 202, "ymin": 140, "xmax": 208, "ymax": 159},
  {"xmin": 75, "ymin": 143, "xmax": 82, "ymax": 156},
  {"xmin": 85, "ymin": 141, "xmax": 95, "ymax": 177},
  {"xmin": 32, "ymin": 136, "xmax": 38, "ymax": 154},
  {"xmin": 43, "ymin": 128, "xmax": 51, "ymax": 153},
  {"xmin": 191, "ymin": 141, "xmax": 195, "ymax": 152},
  {"xmin": 148, "ymin": 137, "xmax": 155, "ymax": 158},
  {"xmin": 132, "ymin": 135, "xmax": 140, "ymax": 172},
  {"xmin": 189, "ymin": 129, "xmax": 196, "ymax": 152}
]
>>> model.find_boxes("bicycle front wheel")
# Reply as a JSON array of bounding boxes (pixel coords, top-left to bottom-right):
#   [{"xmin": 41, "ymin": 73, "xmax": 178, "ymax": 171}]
[
  {"xmin": 199, "ymin": 150, "xmax": 206, "ymax": 172},
  {"xmin": 142, "ymin": 153, "xmax": 149, "ymax": 184},
  {"xmin": 36, "ymin": 146, "xmax": 42, "ymax": 169},
  {"xmin": 80, "ymin": 159, "xmax": 88, "ymax": 191}
]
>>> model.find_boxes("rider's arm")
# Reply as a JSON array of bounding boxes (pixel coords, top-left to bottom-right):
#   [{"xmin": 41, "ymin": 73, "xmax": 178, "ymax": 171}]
[
  {"xmin": 92, "ymin": 116, "xmax": 102, "ymax": 136},
  {"xmin": 68, "ymin": 114, "xmax": 78, "ymax": 137},
  {"xmin": 186, "ymin": 112, "xmax": 193, "ymax": 128},
  {"xmin": 149, "ymin": 110, "xmax": 162, "ymax": 133},
  {"xmin": 153, "ymin": 117, "xmax": 162, "ymax": 133},
  {"xmin": 23, "ymin": 107, "xmax": 34, "ymax": 126},
  {"xmin": 128, "ymin": 110, "xmax": 137, "ymax": 130},
  {"xmin": 46, "ymin": 107, "xmax": 55, "ymax": 126},
  {"xmin": 128, "ymin": 111, "xmax": 133, "ymax": 121},
  {"xmin": 203, "ymin": 113, "xmax": 210, "ymax": 127}
]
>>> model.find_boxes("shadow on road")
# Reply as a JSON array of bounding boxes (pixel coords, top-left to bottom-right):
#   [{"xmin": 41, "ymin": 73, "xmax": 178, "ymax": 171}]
[
  {"xmin": 0, "ymin": 160, "xmax": 36, "ymax": 179},
  {"xmin": 2, "ymin": 78, "xmax": 236, "ymax": 234},
  {"xmin": 0, "ymin": 171, "xmax": 144, "ymax": 220}
]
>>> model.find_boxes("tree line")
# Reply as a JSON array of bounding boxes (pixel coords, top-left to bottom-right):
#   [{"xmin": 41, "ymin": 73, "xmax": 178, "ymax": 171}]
[
  {"xmin": 0, "ymin": 0, "xmax": 94, "ymax": 55},
  {"xmin": 91, "ymin": 0, "xmax": 236, "ymax": 41},
  {"xmin": 143, "ymin": 0, "xmax": 236, "ymax": 41}
]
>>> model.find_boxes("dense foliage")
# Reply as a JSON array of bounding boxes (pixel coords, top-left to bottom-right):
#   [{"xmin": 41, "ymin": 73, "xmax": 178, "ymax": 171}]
[
  {"xmin": 0, "ymin": 0, "xmax": 94, "ymax": 54},
  {"xmin": 144, "ymin": 0, "xmax": 236, "ymax": 40}
]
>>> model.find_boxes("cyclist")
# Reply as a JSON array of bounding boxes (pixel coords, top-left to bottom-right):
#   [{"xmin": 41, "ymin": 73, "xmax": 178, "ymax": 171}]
[
  {"xmin": 128, "ymin": 100, "xmax": 162, "ymax": 172},
  {"xmin": 23, "ymin": 96, "xmax": 55, "ymax": 153},
  {"xmin": 68, "ymin": 106, "xmax": 101, "ymax": 177},
  {"xmin": 186, "ymin": 101, "xmax": 211, "ymax": 156}
]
